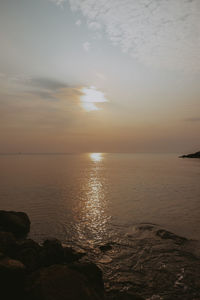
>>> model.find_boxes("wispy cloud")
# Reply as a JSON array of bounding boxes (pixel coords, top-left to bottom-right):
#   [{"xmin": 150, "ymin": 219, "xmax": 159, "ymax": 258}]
[
  {"xmin": 83, "ymin": 41, "xmax": 91, "ymax": 52},
  {"xmin": 68, "ymin": 0, "xmax": 200, "ymax": 72},
  {"xmin": 184, "ymin": 117, "xmax": 200, "ymax": 122},
  {"xmin": 50, "ymin": 0, "xmax": 66, "ymax": 6},
  {"xmin": 76, "ymin": 19, "xmax": 81, "ymax": 26}
]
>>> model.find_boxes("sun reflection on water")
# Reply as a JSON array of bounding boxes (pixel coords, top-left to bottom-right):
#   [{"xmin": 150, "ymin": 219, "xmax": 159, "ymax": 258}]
[
  {"xmin": 75, "ymin": 153, "xmax": 110, "ymax": 244},
  {"xmin": 89, "ymin": 153, "xmax": 103, "ymax": 162}
]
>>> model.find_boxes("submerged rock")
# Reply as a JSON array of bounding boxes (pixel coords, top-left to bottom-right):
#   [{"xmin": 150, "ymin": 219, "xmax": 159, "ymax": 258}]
[
  {"xmin": 179, "ymin": 151, "xmax": 200, "ymax": 158},
  {"xmin": 26, "ymin": 264, "xmax": 104, "ymax": 300},
  {"xmin": 97, "ymin": 224, "xmax": 200, "ymax": 300},
  {"xmin": 99, "ymin": 243, "xmax": 113, "ymax": 252},
  {"xmin": 0, "ymin": 210, "xmax": 199, "ymax": 300},
  {"xmin": 0, "ymin": 210, "xmax": 30, "ymax": 238}
]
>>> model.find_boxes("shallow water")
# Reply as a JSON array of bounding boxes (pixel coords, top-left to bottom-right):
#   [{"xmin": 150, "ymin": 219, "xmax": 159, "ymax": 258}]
[{"xmin": 0, "ymin": 153, "xmax": 199, "ymax": 243}]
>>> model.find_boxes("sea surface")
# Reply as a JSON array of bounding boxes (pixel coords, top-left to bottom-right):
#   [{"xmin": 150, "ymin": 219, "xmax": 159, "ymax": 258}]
[{"xmin": 0, "ymin": 153, "xmax": 200, "ymax": 244}]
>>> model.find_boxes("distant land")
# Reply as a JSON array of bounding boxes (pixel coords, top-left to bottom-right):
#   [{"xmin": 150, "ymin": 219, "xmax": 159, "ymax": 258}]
[{"xmin": 180, "ymin": 151, "xmax": 200, "ymax": 158}]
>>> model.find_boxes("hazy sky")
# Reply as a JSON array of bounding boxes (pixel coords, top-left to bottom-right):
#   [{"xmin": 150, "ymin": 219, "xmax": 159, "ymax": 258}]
[{"xmin": 0, "ymin": 0, "xmax": 200, "ymax": 153}]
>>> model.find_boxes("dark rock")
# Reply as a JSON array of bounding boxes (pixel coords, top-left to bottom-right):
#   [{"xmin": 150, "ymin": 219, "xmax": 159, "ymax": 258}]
[
  {"xmin": 0, "ymin": 231, "xmax": 17, "ymax": 256},
  {"xmin": 0, "ymin": 256, "xmax": 26, "ymax": 299},
  {"xmin": 15, "ymin": 239, "xmax": 41, "ymax": 271},
  {"xmin": 26, "ymin": 264, "xmax": 104, "ymax": 300},
  {"xmin": 106, "ymin": 291, "xmax": 144, "ymax": 300},
  {"xmin": 99, "ymin": 243, "xmax": 112, "ymax": 252},
  {"xmin": 62, "ymin": 245, "xmax": 85, "ymax": 263},
  {"xmin": 70, "ymin": 262, "xmax": 104, "ymax": 298},
  {"xmin": 40, "ymin": 238, "xmax": 64, "ymax": 267},
  {"xmin": 156, "ymin": 229, "xmax": 187, "ymax": 244},
  {"xmin": 0, "ymin": 210, "xmax": 30, "ymax": 238},
  {"xmin": 179, "ymin": 151, "xmax": 200, "ymax": 158}
]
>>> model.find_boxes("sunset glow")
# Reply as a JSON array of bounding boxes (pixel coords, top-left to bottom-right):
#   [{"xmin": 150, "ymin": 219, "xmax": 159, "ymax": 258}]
[{"xmin": 89, "ymin": 153, "xmax": 103, "ymax": 162}]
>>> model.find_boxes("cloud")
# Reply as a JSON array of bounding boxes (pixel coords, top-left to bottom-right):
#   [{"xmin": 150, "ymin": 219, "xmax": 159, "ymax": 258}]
[
  {"xmin": 50, "ymin": 0, "xmax": 66, "ymax": 6},
  {"xmin": 21, "ymin": 77, "xmax": 68, "ymax": 101},
  {"xmin": 184, "ymin": 117, "xmax": 200, "ymax": 122},
  {"xmin": 76, "ymin": 19, "xmax": 81, "ymax": 26},
  {"xmin": 68, "ymin": 0, "xmax": 200, "ymax": 72},
  {"xmin": 29, "ymin": 78, "xmax": 67, "ymax": 91},
  {"xmin": 83, "ymin": 41, "xmax": 91, "ymax": 52}
]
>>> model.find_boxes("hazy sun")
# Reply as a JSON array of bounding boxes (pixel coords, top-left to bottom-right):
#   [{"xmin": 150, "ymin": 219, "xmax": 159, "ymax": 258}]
[
  {"xmin": 80, "ymin": 86, "xmax": 108, "ymax": 111},
  {"xmin": 89, "ymin": 153, "xmax": 103, "ymax": 162}
]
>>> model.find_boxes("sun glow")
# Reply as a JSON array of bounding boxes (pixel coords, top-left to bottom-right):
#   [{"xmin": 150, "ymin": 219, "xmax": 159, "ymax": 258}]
[
  {"xmin": 89, "ymin": 153, "xmax": 103, "ymax": 162},
  {"xmin": 81, "ymin": 86, "xmax": 108, "ymax": 111}
]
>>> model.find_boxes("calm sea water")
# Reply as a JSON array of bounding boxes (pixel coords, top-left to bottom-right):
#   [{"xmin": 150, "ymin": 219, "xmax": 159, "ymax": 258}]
[{"xmin": 0, "ymin": 153, "xmax": 200, "ymax": 244}]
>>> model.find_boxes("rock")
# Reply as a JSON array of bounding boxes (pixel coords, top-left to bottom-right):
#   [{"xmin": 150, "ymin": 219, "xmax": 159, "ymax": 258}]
[
  {"xmin": 179, "ymin": 151, "xmax": 200, "ymax": 158},
  {"xmin": 62, "ymin": 245, "xmax": 85, "ymax": 263},
  {"xmin": 40, "ymin": 238, "xmax": 64, "ymax": 267},
  {"xmin": 106, "ymin": 291, "xmax": 145, "ymax": 300},
  {"xmin": 0, "ymin": 256, "xmax": 26, "ymax": 299},
  {"xmin": 0, "ymin": 231, "xmax": 17, "ymax": 256},
  {"xmin": 26, "ymin": 264, "xmax": 104, "ymax": 300},
  {"xmin": 99, "ymin": 243, "xmax": 112, "ymax": 252},
  {"xmin": 15, "ymin": 239, "xmax": 41, "ymax": 271},
  {"xmin": 98, "ymin": 255, "xmax": 112, "ymax": 264},
  {"xmin": 156, "ymin": 229, "xmax": 187, "ymax": 244},
  {"xmin": 0, "ymin": 210, "xmax": 30, "ymax": 238},
  {"xmin": 70, "ymin": 262, "xmax": 104, "ymax": 298}
]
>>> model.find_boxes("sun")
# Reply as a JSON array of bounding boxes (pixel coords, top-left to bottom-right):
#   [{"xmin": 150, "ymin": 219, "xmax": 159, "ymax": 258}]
[{"xmin": 80, "ymin": 86, "xmax": 108, "ymax": 111}]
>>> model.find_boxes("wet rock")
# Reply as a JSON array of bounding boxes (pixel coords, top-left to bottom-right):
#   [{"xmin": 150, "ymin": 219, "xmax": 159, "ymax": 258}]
[
  {"xmin": 99, "ymin": 243, "xmax": 112, "ymax": 252},
  {"xmin": 0, "ymin": 256, "xmax": 26, "ymax": 299},
  {"xmin": 156, "ymin": 229, "xmax": 187, "ymax": 244},
  {"xmin": 62, "ymin": 245, "xmax": 85, "ymax": 263},
  {"xmin": 15, "ymin": 239, "xmax": 41, "ymax": 271},
  {"xmin": 70, "ymin": 262, "xmax": 104, "ymax": 298},
  {"xmin": 106, "ymin": 291, "xmax": 144, "ymax": 300},
  {"xmin": 179, "ymin": 151, "xmax": 200, "ymax": 158},
  {"xmin": 40, "ymin": 238, "xmax": 64, "ymax": 266},
  {"xmin": 98, "ymin": 255, "xmax": 113, "ymax": 264},
  {"xmin": 0, "ymin": 210, "xmax": 30, "ymax": 238},
  {"xmin": 98, "ymin": 224, "xmax": 200, "ymax": 300},
  {"xmin": 26, "ymin": 264, "xmax": 104, "ymax": 300},
  {"xmin": 0, "ymin": 231, "xmax": 17, "ymax": 256}
]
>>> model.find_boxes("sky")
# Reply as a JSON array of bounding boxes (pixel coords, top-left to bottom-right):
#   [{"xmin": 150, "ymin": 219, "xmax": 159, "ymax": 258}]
[{"xmin": 0, "ymin": 0, "xmax": 200, "ymax": 153}]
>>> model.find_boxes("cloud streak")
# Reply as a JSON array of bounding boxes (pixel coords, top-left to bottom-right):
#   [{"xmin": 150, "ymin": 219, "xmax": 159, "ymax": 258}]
[
  {"xmin": 68, "ymin": 0, "xmax": 200, "ymax": 72},
  {"xmin": 184, "ymin": 117, "xmax": 200, "ymax": 122}
]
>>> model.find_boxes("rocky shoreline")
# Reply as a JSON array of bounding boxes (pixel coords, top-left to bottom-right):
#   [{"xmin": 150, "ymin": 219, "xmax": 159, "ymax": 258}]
[{"xmin": 0, "ymin": 210, "xmax": 200, "ymax": 300}]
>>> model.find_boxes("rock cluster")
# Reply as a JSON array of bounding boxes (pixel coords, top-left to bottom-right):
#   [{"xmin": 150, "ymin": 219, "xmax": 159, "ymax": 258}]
[
  {"xmin": 1, "ymin": 210, "xmax": 200, "ymax": 300},
  {"xmin": 0, "ymin": 210, "xmax": 104, "ymax": 300}
]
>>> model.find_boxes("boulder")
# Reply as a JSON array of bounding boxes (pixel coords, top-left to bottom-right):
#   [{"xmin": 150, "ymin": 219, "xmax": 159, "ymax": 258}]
[
  {"xmin": 0, "ymin": 231, "xmax": 17, "ymax": 256},
  {"xmin": 62, "ymin": 245, "xmax": 85, "ymax": 263},
  {"xmin": 15, "ymin": 239, "xmax": 41, "ymax": 272},
  {"xmin": 26, "ymin": 264, "xmax": 104, "ymax": 300},
  {"xmin": 40, "ymin": 238, "xmax": 64, "ymax": 267},
  {"xmin": 0, "ymin": 256, "xmax": 26, "ymax": 299},
  {"xmin": 70, "ymin": 262, "xmax": 104, "ymax": 298},
  {"xmin": 0, "ymin": 210, "xmax": 30, "ymax": 238}
]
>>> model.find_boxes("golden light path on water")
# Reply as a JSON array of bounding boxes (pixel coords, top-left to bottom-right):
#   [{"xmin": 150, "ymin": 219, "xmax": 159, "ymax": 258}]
[{"xmin": 76, "ymin": 153, "xmax": 109, "ymax": 244}]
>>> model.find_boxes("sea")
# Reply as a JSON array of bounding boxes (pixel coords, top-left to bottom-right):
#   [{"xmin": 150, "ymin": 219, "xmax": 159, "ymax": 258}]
[{"xmin": 0, "ymin": 153, "xmax": 199, "ymax": 244}]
